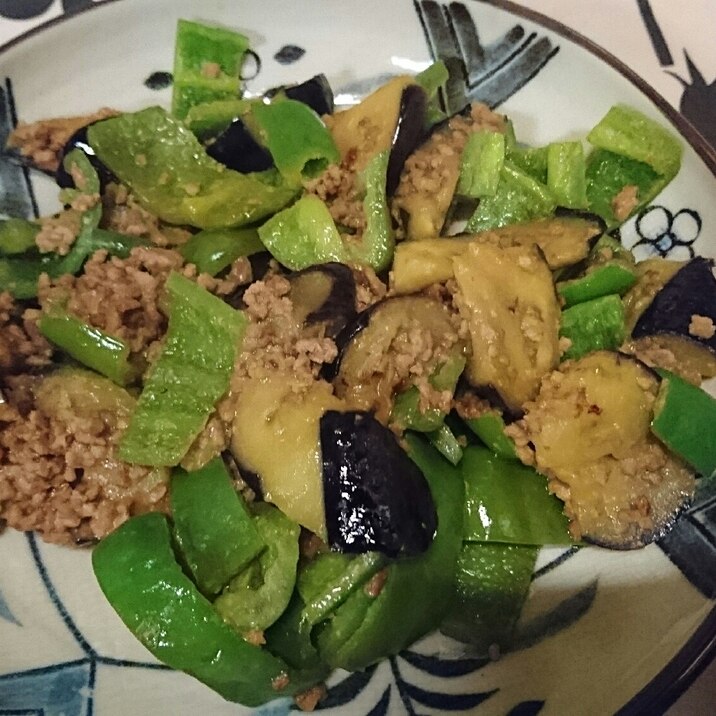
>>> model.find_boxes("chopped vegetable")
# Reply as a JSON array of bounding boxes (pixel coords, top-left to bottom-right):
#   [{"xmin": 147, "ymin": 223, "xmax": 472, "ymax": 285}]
[
  {"xmin": 559, "ymin": 294, "xmax": 627, "ymax": 360},
  {"xmin": 0, "ymin": 217, "xmax": 39, "ymax": 255},
  {"xmin": 179, "ymin": 227, "xmax": 264, "ymax": 276}
]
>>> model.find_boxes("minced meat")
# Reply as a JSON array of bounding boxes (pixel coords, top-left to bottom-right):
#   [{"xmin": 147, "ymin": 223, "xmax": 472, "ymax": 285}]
[{"xmin": 0, "ymin": 292, "xmax": 52, "ymax": 376}]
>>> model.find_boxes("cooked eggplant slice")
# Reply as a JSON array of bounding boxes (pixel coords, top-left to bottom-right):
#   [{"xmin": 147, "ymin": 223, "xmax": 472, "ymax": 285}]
[
  {"xmin": 288, "ymin": 262, "xmax": 356, "ymax": 337},
  {"xmin": 231, "ymin": 373, "xmax": 344, "ymax": 538},
  {"xmin": 320, "ymin": 410, "xmax": 437, "ymax": 556},
  {"xmin": 282, "ymin": 74, "xmax": 334, "ymax": 117},
  {"xmin": 622, "ymin": 258, "xmax": 684, "ymax": 332},
  {"xmin": 453, "ymin": 242, "xmax": 560, "ymax": 413},
  {"xmin": 206, "ymin": 117, "xmax": 274, "ymax": 173},
  {"xmin": 632, "ymin": 257, "xmax": 716, "ymax": 358},
  {"xmin": 385, "ymin": 85, "xmax": 428, "ymax": 196},
  {"xmin": 513, "ymin": 351, "xmax": 695, "ymax": 548},
  {"xmin": 332, "ymin": 296, "xmax": 465, "ymax": 423},
  {"xmin": 56, "ymin": 123, "xmax": 117, "ymax": 189}
]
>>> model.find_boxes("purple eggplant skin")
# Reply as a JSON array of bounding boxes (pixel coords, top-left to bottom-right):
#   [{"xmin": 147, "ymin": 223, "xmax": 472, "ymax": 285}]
[
  {"xmin": 633, "ymin": 257, "xmax": 716, "ymax": 353},
  {"xmin": 206, "ymin": 118, "xmax": 274, "ymax": 173},
  {"xmin": 386, "ymin": 85, "xmax": 429, "ymax": 197},
  {"xmin": 289, "ymin": 262, "xmax": 357, "ymax": 337},
  {"xmin": 56, "ymin": 124, "xmax": 117, "ymax": 190},
  {"xmin": 283, "ymin": 74, "xmax": 334, "ymax": 116},
  {"xmin": 320, "ymin": 410, "xmax": 437, "ymax": 557}
]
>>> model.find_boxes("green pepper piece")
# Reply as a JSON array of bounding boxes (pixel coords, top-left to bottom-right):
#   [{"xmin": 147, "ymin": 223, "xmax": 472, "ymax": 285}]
[
  {"xmin": 466, "ymin": 161, "xmax": 556, "ymax": 233},
  {"xmin": 119, "ymin": 272, "xmax": 246, "ymax": 466},
  {"xmin": 585, "ymin": 148, "xmax": 663, "ymax": 228},
  {"xmin": 258, "ymin": 194, "xmax": 348, "ymax": 270},
  {"xmin": 318, "ymin": 435, "xmax": 464, "ymax": 671},
  {"xmin": 214, "ymin": 503, "xmax": 300, "ymax": 634},
  {"xmin": 184, "ymin": 98, "xmax": 251, "ymax": 140},
  {"xmin": 547, "ymin": 141, "xmax": 588, "ymax": 209},
  {"xmin": 0, "ymin": 218, "xmax": 39, "ymax": 255},
  {"xmin": 171, "ymin": 20, "xmax": 248, "ymax": 120},
  {"xmin": 462, "ymin": 446, "xmax": 572, "ymax": 545},
  {"xmin": 651, "ymin": 369, "xmax": 716, "ymax": 478},
  {"xmin": 587, "ymin": 104, "xmax": 682, "ymax": 180},
  {"xmin": 558, "ymin": 263, "xmax": 636, "ymax": 307},
  {"xmin": 427, "ymin": 423, "xmax": 463, "ymax": 465},
  {"xmin": 297, "ymin": 553, "xmax": 351, "ymax": 603},
  {"xmin": 462, "ymin": 412, "xmax": 518, "ymax": 460},
  {"xmin": 180, "ymin": 227, "xmax": 264, "ymax": 276},
  {"xmin": 88, "ymin": 107, "xmax": 298, "ymax": 229},
  {"xmin": 415, "ymin": 61, "xmax": 449, "ymax": 127},
  {"xmin": 92, "ymin": 512, "xmax": 290, "ymax": 707},
  {"xmin": 301, "ymin": 552, "xmax": 387, "ymax": 626},
  {"xmin": 560, "ymin": 293, "xmax": 626, "ymax": 360},
  {"xmin": 458, "ymin": 131, "xmax": 505, "ymax": 198},
  {"xmin": 171, "ymin": 458, "xmax": 264, "ymax": 596},
  {"xmin": 440, "ymin": 542, "xmax": 538, "ymax": 652},
  {"xmin": 391, "ymin": 354, "xmax": 466, "ymax": 432},
  {"xmin": 346, "ymin": 150, "xmax": 395, "ymax": 272},
  {"xmin": 251, "ymin": 99, "xmax": 340, "ymax": 183},
  {"xmin": 38, "ymin": 312, "xmax": 136, "ymax": 386}
]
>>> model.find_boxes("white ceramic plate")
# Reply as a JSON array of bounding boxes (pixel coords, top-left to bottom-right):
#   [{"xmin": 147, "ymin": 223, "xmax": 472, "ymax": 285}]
[{"xmin": 0, "ymin": 1, "xmax": 715, "ymax": 714}]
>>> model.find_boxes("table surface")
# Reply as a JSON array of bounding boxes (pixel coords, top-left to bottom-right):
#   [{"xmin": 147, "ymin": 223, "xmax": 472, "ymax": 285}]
[{"xmin": 0, "ymin": 1, "xmax": 713, "ymax": 714}]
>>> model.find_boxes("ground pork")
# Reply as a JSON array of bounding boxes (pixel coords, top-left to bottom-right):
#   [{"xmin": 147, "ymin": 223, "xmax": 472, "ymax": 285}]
[
  {"xmin": 351, "ymin": 264, "xmax": 387, "ymax": 311},
  {"xmin": 194, "ymin": 257, "xmax": 253, "ymax": 296},
  {"xmin": 38, "ymin": 246, "xmax": 185, "ymax": 355},
  {"xmin": 35, "ymin": 207, "xmax": 82, "ymax": 255},
  {"xmin": 0, "ymin": 374, "xmax": 168, "ymax": 545},
  {"xmin": 0, "ymin": 292, "xmax": 52, "ymax": 375},
  {"xmin": 620, "ymin": 336, "xmax": 705, "ymax": 385},
  {"xmin": 689, "ymin": 314, "xmax": 715, "ymax": 339},
  {"xmin": 7, "ymin": 108, "xmax": 118, "ymax": 173},
  {"xmin": 611, "ymin": 184, "xmax": 639, "ymax": 222},
  {"xmin": 102, "ymin": 183, "xmax": 192, "ymax": 247},
  {"xmin": 392, "ymin": 102, "xmax": 506, "ymax": 240}
]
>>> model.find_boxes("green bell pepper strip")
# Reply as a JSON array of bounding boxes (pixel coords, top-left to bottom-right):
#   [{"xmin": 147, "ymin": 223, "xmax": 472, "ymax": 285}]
[
  {"xmin": 258, "ymin": 194, "xmax": 348, "ymax": 270},
  {"xmin": 461, "ymin": 446, "xmax": 572, "ymax": 545},
  {"xmin": 457, "ymin": 131, "xmax": 505, "ymax": 198},
  {"xmin": 558, "ymin": 263, "xmax": 636, "ymax": 307},
  {"xmin": 317, "ymin": 435, "xmax": 464, "ymax": 671},
  {"xmin": 171, "ymin": 19, "xmax": 248, "ymax": 120},
  {"xmin": 92, "ymin": 512, "xmax": 291, "ymax": 707},
  {"xmin": 508, "ymin": 145, "xmax": 549, "ymax": 184},
  {"xmin": 560, "ymin": 293, "xmax": 626, "ymax": 361},
  {"xmin": 440, "ymin": 542, "xmax": 538, "ymax": 653},
  {"xmin": 38, "ymin": 312, "xmax": 136, "ymax": 386},
  {"xmin": 391, "ymin": 354, "xmax": 466, "ymax": 433},
  {"xmin": 171, "ymin": 457, "xmax": 264, "ymax": 596},
  {"xmin": 251, "ymin": 99, "xmax": 340, "ymax": 183},
  {"xmin": 88, "ymin": 107, "xmax": 298, "ymax": 229},
  {"xmin": 547, "ymin": 141, "xmax": 588, "ymax": 209},
  {"xmin": 415, "ymin": 60, "xmax": 449, "ymax": 126},
  {"xmin": 462, "ymin": 411, "xmax": 518, "ymax": 460},
  {"xmin": 298, "ymin": 552, "xmax": 352, "ymax": 603},
  {"xmin": 184, "ymin": 98, "xmax": 251, "ymax": 141},
  {"xmin": 179, "ymin": 227, "xmax": 264, "ymax": 276},
  {"xmin": 119, "ymin": 272, "xmax": 246, "ymax": 466},
  {"xmin": 0, "ymin": 218, "xmax": 39, "ymax": 255},
  {"xmin": 346, "ymin": 150, "xmax": 395, "ymax": 272},
  {"xmin": 427, "ymin": 423, "xmax": 464, "ymax": 466},
  {"xmin": 466, "ymin": 161, "xmax": 556, "ymax": 233},
  {"xmin": 585, "ymin": 148, "xmax": 663, "ymax": 228},
  {"xmin": 587, "ymin": 104, "xmax": 682, "ymax": 180},
  {"xmin": 651, "ymin": 369, "xmax": 716, "ymax": 478},
  {"xmin": 301, "ymin": 552, "xmax": 387, "ymax": 627},
  {"xmin": 214, "ymin": 503, "xmax": 300, "ymax": 634}
]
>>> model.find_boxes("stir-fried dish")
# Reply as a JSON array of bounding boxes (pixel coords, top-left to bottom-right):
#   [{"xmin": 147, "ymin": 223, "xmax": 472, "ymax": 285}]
[{"xmin": 1, "ymin": 19, "xmax": 715, "ymax": 710}]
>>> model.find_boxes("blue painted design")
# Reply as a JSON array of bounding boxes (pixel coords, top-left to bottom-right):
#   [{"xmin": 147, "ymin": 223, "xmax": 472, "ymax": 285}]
[
  {"xmin": 531, "ymin": 546, "xmax": 580, "ymax": 581},
  {"xmin": 254, "ymin": 698, "xmax": 292, "ymax": 716},
  {"xmin": 414, "ymin": 0, "xmax": 559, "ymax": 113},
  {"xmin": 507, "ymin": 700, "xmax": 545, "ymax": 716},
  {"xmin": 313, "ymin": 666, "xmax": 378, "ymax": 710},
  {"xmin": 0, "ymin": 660, "xmax": 92, "ymax": 716},
  {"xmin": 632, "ymin": 205, "xmax": 701, "ymax": 258},
  {"xmin": 0, "ymin": 586, "xmax": 21, "ymax": 626},
  {"xmin": 399, "ymin": 650, "xmax": 489, "ymax": 677},
  {"xmin": 366, "ymin": 687, "xmax": 391, "ymax": 716},
  {"xmin": 512, "ymin": 580, "xmax": 598, "ymax": 651},
  {"xmin": 0, "ymin": 78, "xmax": 38, "ymax": 218},
  {"xmin": 659, "ymin": 479, "xmax": 716, "ymax": 598}
]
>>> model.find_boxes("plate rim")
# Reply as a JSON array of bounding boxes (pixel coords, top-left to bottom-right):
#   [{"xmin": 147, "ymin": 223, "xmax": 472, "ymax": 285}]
[{"xmin": 0, "ymin": 0, "xmax": 714, "ymax": 713}]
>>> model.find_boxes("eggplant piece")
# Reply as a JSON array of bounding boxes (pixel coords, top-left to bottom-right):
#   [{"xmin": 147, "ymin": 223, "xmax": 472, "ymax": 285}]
[
  {"xmin": 206, "ymin": 117, "xmax": 274, "ymax": 173},
  {"xmin": 329, "ymin": 76, "xmax": 427, "ymax": 180},
  {"xmin": 632, "ymin": 257, "xmax": 716, "ymax": 358},
  {"xmin": 385, "ymin": 84, "xmax": 428, "ymax": 196},
  {"xmin": 320, "ymin": 410, "xmax": 437, "ymax": 556},
  {"xmin": 266, "ymin": 74, "xmax": 335, "ymax": 117},
  {"xmin": 331, "ymin": 295, "xmax": 466, "ymax": 423},
  {"xmin": 516, "ymin": 351, "xmax": 695, "ymax": 549},
  {"xmin": 56, "ymin": 124, "xmax": 117, "ymax": 190},
  {"xmin": 288, "ymin": 262, "xmax": 356, "ymax": 337}
]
